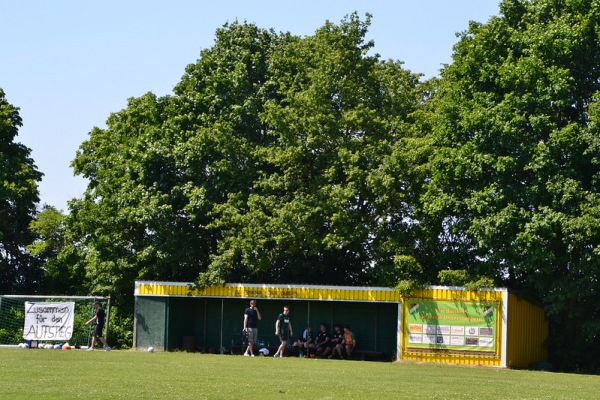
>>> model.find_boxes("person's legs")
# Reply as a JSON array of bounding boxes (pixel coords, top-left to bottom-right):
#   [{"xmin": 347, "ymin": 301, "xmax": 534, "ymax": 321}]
[
  {"xmin": 98, "ymin": 336, "xmax": 111, "ymax": 351},
  {"xmin": 89, "ymin": 325, "xmax": 105, "ymax": 350},
  {"xmin": 307, "ymin": 342, "xmax": 316, "ymax": 357},
  {"xmin": 292, "ymin": 338, "xmax": 301, "ymax": 356},
  {"xmin": 93, "ymin": 324, "xmax": 110, "ymax": 351},
  {"xmin": 275, "ymin": 331, "xmax": 289, "ymax": 357},
  {"xmin": 244, "ymin": 329, "xmax": 256, "ymax": 356},
  {"xmin": 275, "ymin": 332, "xmax": 288, "ymax": 357},
  {"xmin": 330, "ymin": 344, "xmax": 338, "ymax": 357},
  {"xmin": 334, "ymin": 344, "xmax": 344, "ymax": 358},
  {"xmin": 276, "ymin": 340, "xmax": 286, "ymax": 357},
  {"xmin": 345, "ymin": 344, "xmax": 354, "ymax": 359},
  {"xmin": 316, "ymin": 343, "xmax": 326, "ymax": 357},
  {"xmin": 88, "ymin": 335, "xmax": 96, "ymax": 351},
  {"xmin": 294, "ymin": 340, "xmax": 303, "ymax": 357}
]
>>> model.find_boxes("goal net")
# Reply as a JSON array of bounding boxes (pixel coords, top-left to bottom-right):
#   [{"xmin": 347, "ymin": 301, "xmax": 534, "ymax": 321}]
[{"xmin": 0, "ymin": 295, "xmax": 110, "ymax": 348}]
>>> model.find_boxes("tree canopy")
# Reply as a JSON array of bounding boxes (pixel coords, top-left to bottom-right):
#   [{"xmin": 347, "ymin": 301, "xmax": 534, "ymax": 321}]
[
  {"xmin": 68, "ymin": 14, "xmax": 424, "ymax": 300},
  {"xmin": 204, "ymin": 15, "xmax": 424, "ymax": 286},
  {"xmin": 0, "ymin": 89, "xmax": 43, "ymax": 293}
]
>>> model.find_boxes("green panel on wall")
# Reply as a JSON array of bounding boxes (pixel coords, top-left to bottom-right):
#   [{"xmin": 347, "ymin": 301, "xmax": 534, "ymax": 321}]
[{"xmin": 135, "ymin": 296, "xmax": 167, "ymax": 350}]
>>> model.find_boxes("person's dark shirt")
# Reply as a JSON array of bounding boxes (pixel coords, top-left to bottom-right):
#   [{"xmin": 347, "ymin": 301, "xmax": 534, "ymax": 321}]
[
  {"xmin": 331, "ymin": 330, "xmax": 343, "ymax": 345},
  {"xmin": 277, "ymin": 313, "xmax": 290, "ymax": 334},
  {"xmin": 316, "ymin": 330, "xmax": 330, "ymax": 345},
  {"xmin": 96, "ymin": 307, "xmax": 105, "ymax": 327},
  {"xmin": 245, "ymin": 307, "xmax": 259, "ymax": 328}
]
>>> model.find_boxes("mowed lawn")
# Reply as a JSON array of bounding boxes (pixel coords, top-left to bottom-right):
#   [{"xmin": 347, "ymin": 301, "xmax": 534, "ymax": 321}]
[{"xmin": 1, "ymin": 348, "xmax": 599, "ymax": 399}]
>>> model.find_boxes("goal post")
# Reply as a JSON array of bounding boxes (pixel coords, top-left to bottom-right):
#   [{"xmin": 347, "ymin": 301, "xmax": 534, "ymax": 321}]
[{"xmin": 0, "ymin": 295, "xmax": 110, "ymax": 348}]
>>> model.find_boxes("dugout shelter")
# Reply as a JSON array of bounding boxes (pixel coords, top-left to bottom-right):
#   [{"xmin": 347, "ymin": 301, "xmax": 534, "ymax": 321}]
[{"xmin": 133, "ymin": 281, "xmax": 547, "ymax": 368}]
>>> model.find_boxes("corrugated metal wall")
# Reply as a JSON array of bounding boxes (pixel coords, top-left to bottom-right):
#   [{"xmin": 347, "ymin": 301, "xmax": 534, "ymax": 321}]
[
  {"xmin": 505, "ymin": 292, "xmax": 548, "ymax": 368},
  {"xmin": 135, "ymin": 281, "xmax": 404, "ymax": 302}
]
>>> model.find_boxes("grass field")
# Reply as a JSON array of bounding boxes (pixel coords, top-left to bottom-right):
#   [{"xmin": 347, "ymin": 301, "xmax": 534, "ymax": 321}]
[{"xmin": 1, "ymin": 348, "xmax": 599, "ymax": 399}]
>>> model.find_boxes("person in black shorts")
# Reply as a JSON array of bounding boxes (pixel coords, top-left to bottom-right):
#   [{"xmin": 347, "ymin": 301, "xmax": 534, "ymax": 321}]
[
  {"xmin": 85, "ymin": 301, "xmax": 111, "ymax": 351},
  {"xmin": 274, "ymin": 305, "xmax": 293, "ymax": 358},
  {"xmin": 325, "ymin": 323, "xmax": 343, "ymax": 358},
  {"xmin": 314, "ymin": 323, "xmax": 331, "ymax": 358}
]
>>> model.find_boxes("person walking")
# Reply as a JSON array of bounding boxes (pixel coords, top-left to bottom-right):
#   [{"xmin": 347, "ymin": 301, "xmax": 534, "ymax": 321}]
[
  {"xmin": 274, "ymin": 305, "xmax": 293, "ymax": 358},
  {"xmin": 85, "ymin": 300, "xmax": 111, "ymax": 351},
  {"xmin": 243, "ymin": 299, "xmax": 262, "ymax": 356}
]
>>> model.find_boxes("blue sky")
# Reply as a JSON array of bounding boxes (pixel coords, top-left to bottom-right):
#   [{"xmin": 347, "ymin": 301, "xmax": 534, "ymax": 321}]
[{"xmin": 1, "ymin": 1, "xmax": 500, "ymax": 210}]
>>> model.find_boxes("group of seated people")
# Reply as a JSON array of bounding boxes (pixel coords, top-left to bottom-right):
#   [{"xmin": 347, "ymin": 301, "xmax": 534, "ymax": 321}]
[{"xmin": 292, "ymin": 323, "xmax": 356, "ymax": 359}]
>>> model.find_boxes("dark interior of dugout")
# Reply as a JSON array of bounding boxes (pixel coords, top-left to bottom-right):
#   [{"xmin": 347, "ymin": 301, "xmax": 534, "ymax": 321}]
[{"xmin": 134, "ymin": 296, "xmax": 399, "ymax": 360}]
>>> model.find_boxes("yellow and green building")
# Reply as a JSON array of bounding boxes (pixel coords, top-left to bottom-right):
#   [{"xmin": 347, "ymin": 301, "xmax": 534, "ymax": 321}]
[{"xmin": 133, "ymin": 281, "xmax": 547, "ymax": 368}]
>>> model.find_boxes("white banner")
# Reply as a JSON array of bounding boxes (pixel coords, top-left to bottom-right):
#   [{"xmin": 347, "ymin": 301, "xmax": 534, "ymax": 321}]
[{"xmin": 22, "ymin": 302, "xmax": 75, "ymax": 341}]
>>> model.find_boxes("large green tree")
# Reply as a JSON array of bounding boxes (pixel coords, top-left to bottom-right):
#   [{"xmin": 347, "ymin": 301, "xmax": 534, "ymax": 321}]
[
  {"xmin": 422, "ymin": 0, "xmax": 600, "ymax": 369},
  {"xmin": 67, "ymin": 16, "xmax": 423, "ymax": 329},
  {"xmin": 69, "ymin": 22, "xmax": 279, "ymax": 309},
  {"xmin": 205, "ymin": 14, "xmax": 424, "ymax": 286},
  {"xmin": 0, "ymin": 88, "xmax": 43, "ymax": 293}
]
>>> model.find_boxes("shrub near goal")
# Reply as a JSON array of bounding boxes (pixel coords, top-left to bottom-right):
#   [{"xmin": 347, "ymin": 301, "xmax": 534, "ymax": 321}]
[{"xmin": 0, "ymin": 295, "xmax": 110, "ymax": 348}]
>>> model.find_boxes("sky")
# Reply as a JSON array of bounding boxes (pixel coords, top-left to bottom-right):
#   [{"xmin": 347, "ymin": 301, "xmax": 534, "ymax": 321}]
[{"xmin": 1, "ymin": 1, "xmax": 500, "ymax": 211}]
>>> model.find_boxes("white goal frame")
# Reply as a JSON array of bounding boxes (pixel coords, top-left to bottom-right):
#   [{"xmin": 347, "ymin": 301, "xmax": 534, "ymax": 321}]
[{"xmin": 0, "ymin": 295, "xmax": 111, "ymax": 347}]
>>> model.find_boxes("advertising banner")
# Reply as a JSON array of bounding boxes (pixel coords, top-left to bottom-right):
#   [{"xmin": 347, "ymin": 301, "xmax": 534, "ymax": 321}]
[
  {"xmin": 23, "ymin": 302, "xmax": 75, "ymax": 341},
  {"xmin": 405, "ymin": 299, "xmax": 497, "ymax": 352}
]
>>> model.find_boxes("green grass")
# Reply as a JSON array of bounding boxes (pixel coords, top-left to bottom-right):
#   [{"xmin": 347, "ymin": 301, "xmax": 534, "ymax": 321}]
[{"xmin": 1, "ymin": 348, "xmax": 599, "ymax": 399}]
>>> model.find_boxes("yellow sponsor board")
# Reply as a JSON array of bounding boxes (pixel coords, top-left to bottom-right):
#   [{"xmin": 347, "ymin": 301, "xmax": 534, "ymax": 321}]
[{"xmin": 135, "ymin": 281, "xmax": 403, "ymax": 302}]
